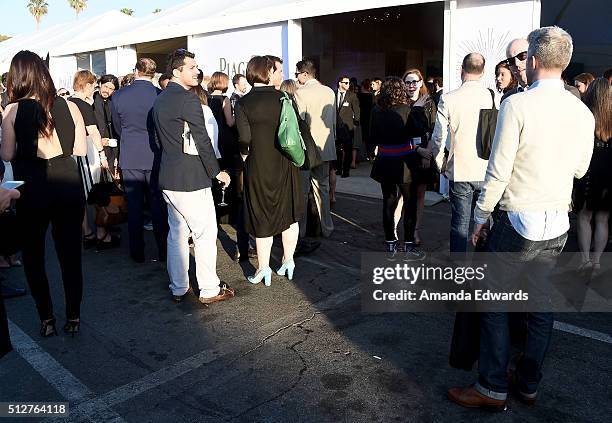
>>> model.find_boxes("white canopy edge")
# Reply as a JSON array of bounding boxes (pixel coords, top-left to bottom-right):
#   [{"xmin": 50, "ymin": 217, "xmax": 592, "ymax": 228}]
[{"xmin": 50, "ymin": 0, "xmax": 439, "ymax": 56}]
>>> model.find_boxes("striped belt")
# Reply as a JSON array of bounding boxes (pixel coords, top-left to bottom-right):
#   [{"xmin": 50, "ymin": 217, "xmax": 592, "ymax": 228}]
[{"xmin": 377, "ymin": 142, "xmax": 417, "ymax": 157}]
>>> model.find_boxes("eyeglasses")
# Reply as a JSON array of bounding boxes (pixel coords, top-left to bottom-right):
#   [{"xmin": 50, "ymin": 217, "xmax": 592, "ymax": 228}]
[
  {"xmin": 404, "ymin": 80, "xmax": 421, "ymax": 86},
  {"xmin": 505, "ymin": 51, "xmax": 528, "ymax": 67},
  {"xmin": 295, "ymin": 71, "xmax": 305, "ymax": 78}
]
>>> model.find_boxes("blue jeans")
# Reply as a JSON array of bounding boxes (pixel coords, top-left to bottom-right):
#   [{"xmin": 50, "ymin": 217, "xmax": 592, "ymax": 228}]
[
  {"xmin": 449, "ymin": 181, "xmax": 483, "ymax": 253},
  {"xmin": 476, "ymin": 212, "xmax": 566, "ymax": 400}
]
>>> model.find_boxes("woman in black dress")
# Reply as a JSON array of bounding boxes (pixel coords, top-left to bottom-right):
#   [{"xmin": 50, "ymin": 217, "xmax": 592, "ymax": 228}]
[
  {"xmin": 235, "ymin": 56, "xmax": 303, "ymax": 286},
  {"xmin": 402, "ymin": 69, "xmax": 437, "ymax": 247},
  {"xmin": 69, "ymin": 70, "xmax": 119, "ymax": 251},
  {"xmin": 0, "ymin": 50, "xmax": 88, "ymax": 337},
  {"xmin": 370, "ymin": 77, "xmax": 426, "ymax": 258},
  {"xmin": 575, "ymin": 78, "xmax": 612, "ymax": 271}
]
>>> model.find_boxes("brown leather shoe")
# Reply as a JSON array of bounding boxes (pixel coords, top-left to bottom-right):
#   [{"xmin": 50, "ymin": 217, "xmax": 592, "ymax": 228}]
[
  {"xmin": 447, "ymin": 385, "xmax": 506, "ymax": 411},
  {"xmin": 199, "ymin": 282, "xmax": 235, "ymax": 304}
]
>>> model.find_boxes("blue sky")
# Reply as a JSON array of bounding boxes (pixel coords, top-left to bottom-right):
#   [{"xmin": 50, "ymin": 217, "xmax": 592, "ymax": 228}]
[{"xmin": 2, "ymin": 0, "xmax": 187, "ymax": 36}]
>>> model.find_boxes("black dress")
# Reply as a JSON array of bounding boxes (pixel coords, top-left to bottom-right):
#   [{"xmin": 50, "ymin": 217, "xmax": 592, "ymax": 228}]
[
  {"xmin": 574, "ymin": 138, "xmax": 612, "ymax": 212},
  {"xmin": 11, "ymin": 98, "xmax": 85, "ymax": 322},
  {"xmin": 235, "ymin": 86, "xmax": 304, "ymax": 238},
  {"xmin": 410, "ymin": 96, "xmax": 438, "ymax": 185}
]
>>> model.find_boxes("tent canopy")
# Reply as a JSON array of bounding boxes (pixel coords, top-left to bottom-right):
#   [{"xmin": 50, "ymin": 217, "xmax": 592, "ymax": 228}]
[{"xmin": 27, "ymin": 0, "xmax": 436, "ymax": 57}]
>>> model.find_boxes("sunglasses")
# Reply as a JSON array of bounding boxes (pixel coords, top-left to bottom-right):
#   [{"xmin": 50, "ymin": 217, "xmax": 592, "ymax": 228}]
[
  {"xmin": 295, "ymin": 71, "xmax": 305, "ymax": 78},
  {"xmin": 505, "ymin": 51, "xmax": 528, "ymax": 67},
  {"xmin": 340, "ymin": 81, "xmax": 350, "ymax": 85}
]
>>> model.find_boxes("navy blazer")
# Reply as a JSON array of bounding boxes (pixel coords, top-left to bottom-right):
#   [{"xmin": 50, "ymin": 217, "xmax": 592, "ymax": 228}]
[
  {"xmin": 111, "ymin": 80, "xmax": 160, "ymax": 170},
  {"xmin": 153, "ymin": 81, "xmax": 220, "ymax": 192}
]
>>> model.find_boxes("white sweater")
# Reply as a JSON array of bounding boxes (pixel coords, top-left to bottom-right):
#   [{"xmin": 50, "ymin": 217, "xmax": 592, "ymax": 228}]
[{"xmin": 474, "ymin": 79, "xmax": 594, "ymax": 223}]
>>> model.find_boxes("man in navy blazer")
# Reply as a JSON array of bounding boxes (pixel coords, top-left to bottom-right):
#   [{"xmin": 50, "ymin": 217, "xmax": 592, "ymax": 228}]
[
  {"xmin": 153, "ymin": 49, "xmax": 234, "ymax": 305},
  {"xmin": 111, "ymin": 58, "xmax": 168, "ymax": 263}
]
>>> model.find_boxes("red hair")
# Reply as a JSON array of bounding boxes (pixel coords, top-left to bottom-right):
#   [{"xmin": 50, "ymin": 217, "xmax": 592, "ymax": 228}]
[{"xmin": 402, "ymin": 68, "xmax": 428, "ymax": 99}]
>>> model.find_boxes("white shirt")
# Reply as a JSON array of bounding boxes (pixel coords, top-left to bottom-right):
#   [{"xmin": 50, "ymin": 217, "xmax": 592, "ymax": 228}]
[{"xmin": 202, "ymin": 105, "xmax": 221, "ymax": 159}]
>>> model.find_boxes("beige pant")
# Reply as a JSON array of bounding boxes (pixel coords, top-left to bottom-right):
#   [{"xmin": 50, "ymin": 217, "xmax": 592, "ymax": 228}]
[{"xmin": 299, "ymin": 162, "xmax": 334, "ymax": 238}]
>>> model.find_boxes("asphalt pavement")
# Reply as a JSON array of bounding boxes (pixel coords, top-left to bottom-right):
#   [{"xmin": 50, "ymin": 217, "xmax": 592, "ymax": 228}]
[{"xmin": 1, "ymin": 163, "xmax": 611, "ymax": 423}]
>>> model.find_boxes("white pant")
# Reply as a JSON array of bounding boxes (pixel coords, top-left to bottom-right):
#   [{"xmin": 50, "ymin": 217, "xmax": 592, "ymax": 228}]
[{"xmin": 163, "ymin": 188, "xmax": 220, "ymax": 298}]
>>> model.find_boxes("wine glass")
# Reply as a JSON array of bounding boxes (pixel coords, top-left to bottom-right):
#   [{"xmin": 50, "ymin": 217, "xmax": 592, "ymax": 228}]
[{"xmin": 218, "ymin": 185, "xmax": 228, "ymax": 207}]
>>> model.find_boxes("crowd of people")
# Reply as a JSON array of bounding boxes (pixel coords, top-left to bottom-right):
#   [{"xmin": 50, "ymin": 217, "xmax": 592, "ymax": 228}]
[{"xmin": 0, "ymin": 24, "xmax": 611, "ymax": 412}]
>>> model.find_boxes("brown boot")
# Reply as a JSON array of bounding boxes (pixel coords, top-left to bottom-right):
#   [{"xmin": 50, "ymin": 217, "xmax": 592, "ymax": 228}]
[{"xmin": 447, "ymin": 385, "xmax": 506, "ymax": 411}]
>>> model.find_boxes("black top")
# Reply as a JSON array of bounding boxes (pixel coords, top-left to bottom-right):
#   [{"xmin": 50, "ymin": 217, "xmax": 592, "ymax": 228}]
[
  {"xmin": 369, "ymin": 104, "xmax": 420, "ymax": 184},
  {"xmin": 68, "ymin": 97, "xmax": 96, "ymax": 127},
  {"xmin": 209, "ymin": 94, "xmax": 238, "ymax": 164},
  {"xmin": 15, "ymin": 98, "xmax": 75, "ymax": 159},
  {"xmin": 93, "ymin": 92, "xmax": 118, "ymax": 139},
  {"xmin": 235, "ymin": 86, "xmax": 303, "ymax": 237},
  {"xmin": 153, "ymin": 81, "xmax": 220, "ymax": 192}
]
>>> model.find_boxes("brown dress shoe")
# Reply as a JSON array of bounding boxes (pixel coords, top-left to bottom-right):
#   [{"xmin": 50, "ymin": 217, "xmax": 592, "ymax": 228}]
[
  {"xmin": 447, "ymin": 385, "xmax": 506, "ymax": 411},
  {"xmin": 173, "ymin": 287, "xmax": 193, "ymax": 303},
  {"xmin": 199, "ymin": 283, "xmax": 235, "ymax": 304}
]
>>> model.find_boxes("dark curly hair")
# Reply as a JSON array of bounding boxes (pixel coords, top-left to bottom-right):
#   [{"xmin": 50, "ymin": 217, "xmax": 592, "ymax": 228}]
[{"xmin": 378, "ymin": 77, "xmax": 408, "ymax": 109}]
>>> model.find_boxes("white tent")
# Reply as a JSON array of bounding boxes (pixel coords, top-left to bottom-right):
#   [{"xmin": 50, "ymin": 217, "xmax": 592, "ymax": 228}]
[{"xmin": 0, "ymin": 10, "xmax": 135, "ymax": 74}]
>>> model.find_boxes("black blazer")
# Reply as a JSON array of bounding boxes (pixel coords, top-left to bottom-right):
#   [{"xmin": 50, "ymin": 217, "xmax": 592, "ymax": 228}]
[
  {"xmin": 336, "ymin": 89, "xmax": 360, "ymax": 141},
  {"xmin": 153, "ymin": 81, "xmax": 220, "ymax": 192},
  {"xmin": 93, "ymin": 92, "xmax": 118, "ymax": 139}
]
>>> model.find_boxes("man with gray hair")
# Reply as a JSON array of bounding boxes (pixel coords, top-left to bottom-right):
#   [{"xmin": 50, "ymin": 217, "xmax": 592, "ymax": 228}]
[
  {"xmin": 502, "ymin": 37, "xmax": 579, "ymax": 102},
  {"xmin": 447, "ymin": 26, "xmax": 594, "ymax": 410},
  {"xmin": 431, "ymin": 52, "xmax": 493, "ymax": 253}
]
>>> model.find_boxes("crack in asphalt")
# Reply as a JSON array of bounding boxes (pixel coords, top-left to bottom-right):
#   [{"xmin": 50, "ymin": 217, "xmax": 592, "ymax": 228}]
[
  {"xmin": 228, "ymin": 322, "xmax": 312, "ymax": 421},
  {"xmin": 229, "ymin": 312, "xmax": 321, "ymax": 365}
]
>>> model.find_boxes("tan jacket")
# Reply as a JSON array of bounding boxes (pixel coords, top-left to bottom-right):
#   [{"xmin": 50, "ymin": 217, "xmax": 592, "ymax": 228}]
[
  {"xmin": 431, "ymin": 80, "xmax": 493, "ymax": 182},
  {"xmin": 294, "ymin": 79, "xmax": 337, "ymax": 162},
  {"xmin": 474, "ymin": 80, "xmax": 594, "ymax": 222}
]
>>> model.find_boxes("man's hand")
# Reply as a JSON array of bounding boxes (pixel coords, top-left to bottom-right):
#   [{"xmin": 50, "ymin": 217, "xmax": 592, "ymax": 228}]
[
  {"xmin": 417, "ymin": 146, "xmax": 432, "ymax": 159},
  {"xmin": 216, "ymin": 171, "xmax": 231, "ymax": 187},
  {"xmin": 471, "ymin": 223, "xmax": 485, "ymax": 246},
  {"xmin": 101, "ymin": 138, "xmax": 109, "ymax": 147},
  {"xmin": 0, "ymin": 187, "xmax": 20, "ymax": 212}
]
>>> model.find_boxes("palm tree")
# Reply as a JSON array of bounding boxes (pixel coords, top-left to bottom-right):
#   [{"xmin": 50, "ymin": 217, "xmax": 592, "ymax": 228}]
[
  {"xmin": 120, "ymin": 8, "xmax": 134, "ymax": 16},
  {"xmin": 153, "ymin": 8, "xmax": 161, "ymax": 13},
  {"xmin": 27, "ymin": 0, "xmax": 49, "ymax": 31},
  {"xmin": 68, "ymin": 0, "xmax": 87, "ymax": 19}
]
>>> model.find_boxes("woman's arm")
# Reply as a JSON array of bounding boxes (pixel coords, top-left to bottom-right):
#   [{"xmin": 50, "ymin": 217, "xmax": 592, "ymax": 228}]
[
  {"xmin": 223, "ymin": 97, "xmax": 235, "ymax": 127},
  {"xmin": 0, "ymin": 103, "xmax": 17, "ymax": 161},
  {"xmin": 234, "ymin": 102, "xmax": 250, "ymax": 161}
]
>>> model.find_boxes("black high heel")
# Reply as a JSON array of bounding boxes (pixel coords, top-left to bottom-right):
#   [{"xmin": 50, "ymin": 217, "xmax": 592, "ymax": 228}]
[
  {"xmin": 40, "ymin": 319, "xmax": 58, "ymax": 337},
  {"xmin": 83, "ymin": 232, "xmax": 97, "ymax": 249},
  {"xmin": 63, "ymin": 319, "xmax": 80, "ymax": 337}
]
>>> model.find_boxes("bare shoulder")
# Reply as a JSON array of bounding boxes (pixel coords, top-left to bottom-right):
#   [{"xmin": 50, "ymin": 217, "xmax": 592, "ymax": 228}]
[{"xmin": 2, "ymin": 102, "xmax": 18, "ymax": 119}]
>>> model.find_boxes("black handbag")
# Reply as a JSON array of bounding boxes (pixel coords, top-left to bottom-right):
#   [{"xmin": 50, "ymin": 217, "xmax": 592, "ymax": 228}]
[{"xmin": 477, "ymin": 89, "xmax": 498, "ymax": 160}]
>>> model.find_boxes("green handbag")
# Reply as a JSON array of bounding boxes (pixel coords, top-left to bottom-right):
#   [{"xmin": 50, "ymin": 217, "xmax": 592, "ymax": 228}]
[{"xmin": 277, "ymin": 92, "xmax": 306, "ymax": 167}]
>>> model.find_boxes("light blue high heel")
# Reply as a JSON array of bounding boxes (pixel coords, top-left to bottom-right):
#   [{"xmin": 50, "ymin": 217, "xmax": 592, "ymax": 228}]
[
  {"xmin": 248, "ymin": 267, "xmax": 272, "ymax": 286},
  {"xmin": 276, "ymin": 259, "xmax": 295, "ymax": 281}
]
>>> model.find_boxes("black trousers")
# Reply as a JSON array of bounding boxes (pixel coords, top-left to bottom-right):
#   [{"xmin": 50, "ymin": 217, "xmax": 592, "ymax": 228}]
[
  {"xmin": 381, "ymin": 181, "xmax": 417, "ymax": 243},
  {"xmin": 103, "ymin": 146, "xmax": 118, "ymax": 176},
  {"xmin": 122, "ymin": 169, "xmax": 168, "ymax": 261},
  {"xmin": 336, "ymin": 134, "xmax": 353, "ymax": 176},
  {"xmin": 17, "ymin": 157, "xmax": 85, "ymax": 321}
]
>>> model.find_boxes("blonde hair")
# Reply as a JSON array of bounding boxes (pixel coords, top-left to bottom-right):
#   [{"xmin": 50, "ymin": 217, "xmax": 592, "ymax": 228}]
[{"xmin": 73, "ymin": 69, "xmax": 96, "ymax": 91}]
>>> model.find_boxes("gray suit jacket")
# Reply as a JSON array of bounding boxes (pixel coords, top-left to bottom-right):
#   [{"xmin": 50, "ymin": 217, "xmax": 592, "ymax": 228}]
[{"xmin": 294, "ymin": 79, "xmax": 337, "ymax": 162}]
